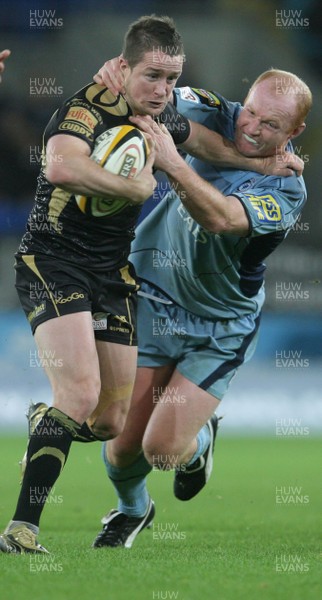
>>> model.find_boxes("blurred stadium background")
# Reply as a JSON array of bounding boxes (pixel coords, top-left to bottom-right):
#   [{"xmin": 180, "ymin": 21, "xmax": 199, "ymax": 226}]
[{"xmin": 1, "ymin": 0, "xmax": 321, "ymax": 435}]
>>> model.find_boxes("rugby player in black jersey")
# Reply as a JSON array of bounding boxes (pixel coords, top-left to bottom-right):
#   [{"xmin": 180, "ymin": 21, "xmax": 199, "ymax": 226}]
[{"xmin": 0, "ymin": 16, "xmax": 185, "ymax": 554}]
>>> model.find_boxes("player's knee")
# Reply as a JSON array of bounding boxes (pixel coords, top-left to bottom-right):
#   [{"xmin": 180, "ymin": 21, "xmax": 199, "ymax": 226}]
[
  {"xmin": 106, "ymin": 440, "xmax": 142, "ymax": 467},
  {"xmin": 53, "ymin": 376, "xmax": 101, "ymax": 423},
  {"xmin": 76, "ymin": 380, "xmax": 101, "ymax": 418},
  {"xmin": 90, "ymin": 402, "xmax": 129, "ymax": 440},
  {"xmin": 91, "ymin": 418, "xmax": 124, "ymax": 441},
  {"xmin": 143, "ymin": 440, "xmax": 181, "ymax": 470}
]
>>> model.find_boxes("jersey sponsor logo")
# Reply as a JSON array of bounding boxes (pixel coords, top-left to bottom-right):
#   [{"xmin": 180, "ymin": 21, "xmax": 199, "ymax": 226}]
[
  {"xmin": 238, "ymin": 177, "xmax": 257, "ymax": 192},
  {"xmin": 242, "ymin": 193, "xmax": 282, "ymax": 222},
  {"xmin": 178, "ymin": 87, "xmax": 199, "ymax": 103},
  {"xmin": 108, "ymin": 314, "xmax": 130, "ymax": 334},
  {"xmin": 92, "ymin": 312, "xmax": 108, "ymax": 330},
  {"xmin": 55, "ymin": 292, "xmax": 85, "ymax": 304},
  {"xmin": 191, "ymin": 88, "xmax": 221, "ymax": 107},
  {"xmin": 69, "ymin": 98, "xmax": 103, "ymax": 123},
  {"xmin": 65, "ymin": 106, "xmax": 98, "ymax": 132},
  {"xmin": 27, "ymin": 302, "xmax": 46, "ymax": 323},
  {"xmin": 58, "ymin": 120, "xmax": 93, "ymax": 139},
  {"xmin": 113, "ymin": 315, "xmax": 129, "ymax": 325}
]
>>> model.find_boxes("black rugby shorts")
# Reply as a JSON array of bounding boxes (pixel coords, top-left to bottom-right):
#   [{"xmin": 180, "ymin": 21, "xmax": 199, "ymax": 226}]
[{"xmin": 15, "ymin": 254, "xmax": 138, "ymax": 345}]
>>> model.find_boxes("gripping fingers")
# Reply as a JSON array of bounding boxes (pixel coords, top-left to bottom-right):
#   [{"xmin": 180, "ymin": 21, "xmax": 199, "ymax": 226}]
[
  {"xmin": 93, "ymin": 65, "xmax": 118, "ymax": 94},
  {"xmin": 288, "ymin": 154, "xmax": 304, "ymax": 176},
  {"xmin": 278, "ymin": 152, "xmax": 304, "ymax": 176},
  {"xmin": 129, "ymin": 115, "xmax": 155, "ymax": 135},
  {"xmin": 144, "ymin": 134, "xmax": 156, "ymax": 156},
  {"xmin": 93, "ymin": 58, "xmax": 123, "ymax": 95},
  {"xmin": 144, "ymin": 148, "xmax": 156, "ymax": 174},
  {"xmin": 93, "ymin": 72, "xmax": 104, "ymax": 85}
]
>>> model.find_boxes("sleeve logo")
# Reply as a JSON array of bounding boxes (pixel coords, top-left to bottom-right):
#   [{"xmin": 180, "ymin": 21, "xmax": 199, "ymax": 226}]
[
  {"xmin": 178, "ymin": 87, "xmax": 199, "ymax": 103},
  {"xmin": 191, "ymin": 88, "xmax": 221, "ymax": 107},
  {"xmin": 58, "ymin": 106, "xmax": 98, "ymax": 141},
  {"xmin": 243, "ymin": 194, "xmax": 282, "ymax": 222}
]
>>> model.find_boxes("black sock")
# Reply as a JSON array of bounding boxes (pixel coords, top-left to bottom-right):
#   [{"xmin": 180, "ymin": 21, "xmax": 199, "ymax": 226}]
[
  {"xmin": 12, "ymin": 408, "xmax": 79, "ymax": 526},
  {"xmin": 73, "ymin": 421, "xmax": 107, "ymax": 442}
]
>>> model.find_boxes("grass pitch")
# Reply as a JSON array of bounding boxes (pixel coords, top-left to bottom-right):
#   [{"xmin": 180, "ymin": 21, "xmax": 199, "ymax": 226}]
[{"xmin": 0, "ymin": 434, "xmax": 321, "ymax": 600}]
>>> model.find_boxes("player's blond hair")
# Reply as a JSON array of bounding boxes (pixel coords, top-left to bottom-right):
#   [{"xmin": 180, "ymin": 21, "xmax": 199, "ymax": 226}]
[{"xmin": 245, "ymin": 69, "xmax": 312, "ymax": 128}]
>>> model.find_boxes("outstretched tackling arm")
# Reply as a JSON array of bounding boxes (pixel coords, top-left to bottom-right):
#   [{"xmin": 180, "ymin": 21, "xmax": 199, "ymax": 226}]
[
  {"xmin": 129, "ymin": 115, "xmax": 249, "ymax": 236},
  {"xmin": 184, "ymin": 119, "xmax": 303, "ymax": 176},
  {"xmin": 94, "ymin": 57, "xmax": 303, "ymax": 177}
]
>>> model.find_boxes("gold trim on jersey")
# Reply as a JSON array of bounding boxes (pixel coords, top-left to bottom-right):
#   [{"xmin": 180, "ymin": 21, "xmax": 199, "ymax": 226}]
[
  {"xmin": 22, "ymin": 255, "xmax": 60, "ymax": 317},
  {"xmin": 48, "ymin": 187, "xmax": 70, "ymax": 232},
  {"xmin": 119, "ymin": 265, "xmax": 138, "ymax": 346},
  {"xmin": 119, "ymin": 264, "xmax": 138, "ymax": 288},
  {"xmin": 125, "ymin": 297, "xmax": 135, "ymax": 345},
  {"xmin": 85, "ymin": 84, "xmax": 129, "ymax": 117}
]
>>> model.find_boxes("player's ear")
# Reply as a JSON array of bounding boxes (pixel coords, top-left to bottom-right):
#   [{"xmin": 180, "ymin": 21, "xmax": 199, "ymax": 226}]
[
  {"xmin": 289, "ymin": 123, "xmax": 306, "ymax": 140},
  {"xmin": 119, "ymin": 56, "xmax": 130, "ymax": 74}
]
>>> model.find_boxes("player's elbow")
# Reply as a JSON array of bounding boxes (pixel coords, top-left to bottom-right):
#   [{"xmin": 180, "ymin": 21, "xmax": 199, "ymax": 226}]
[
  {"xmin": 206, "ymin": 201, "xmax": 249, "ymax": 235},
  {"xmin": 45, "ymin": 162, "xmax": 76, "ymax": 188},
  {"xmin": 206, "ymin": 215, "xmax": 249, "ymax": 236},
  {"xmin": 204, "ymin": 215, "xmax": 232, "ymax": 234}
]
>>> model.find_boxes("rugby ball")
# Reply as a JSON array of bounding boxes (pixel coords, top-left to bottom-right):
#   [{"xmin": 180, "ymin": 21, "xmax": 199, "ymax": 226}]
[{"xmin": 75, "ymin": 125, "xmax": 149, "ymax": 217}]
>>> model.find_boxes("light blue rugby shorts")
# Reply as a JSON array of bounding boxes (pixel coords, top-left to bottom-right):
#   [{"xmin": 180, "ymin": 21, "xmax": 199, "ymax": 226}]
[{"xmin": 137, "ymin": 282, "xmax": 261, "ymax": 400}]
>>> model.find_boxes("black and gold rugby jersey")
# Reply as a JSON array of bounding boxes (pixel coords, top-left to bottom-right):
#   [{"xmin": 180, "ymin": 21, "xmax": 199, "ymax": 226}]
[{"xmin": 17, "ymin": 83, "xmax": 141, "ymax": 271}]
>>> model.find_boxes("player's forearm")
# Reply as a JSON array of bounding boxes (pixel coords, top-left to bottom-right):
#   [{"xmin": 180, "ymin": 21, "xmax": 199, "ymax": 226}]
[
  {"xmin": 184, "ymin": 121, "xmax": 264, "ymax": 171},
  {"xmin": 167, "ymin": 159, "xmax": 249, "ymax": 235},
  {"xmin": 46, "ymin": 155, "xmax": 141, "ymax": 203},
  {"xmin": 184, "ymin": 121, "xmax": 304, "ymax": 176}
]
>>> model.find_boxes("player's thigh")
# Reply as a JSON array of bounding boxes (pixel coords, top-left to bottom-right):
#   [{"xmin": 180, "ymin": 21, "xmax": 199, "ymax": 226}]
[
  {"xmin": 34, "ymin": 311, "xmax": 100, "ymax": 420},
  {"xmin": 142, "ymin": 369, "xmax": 220, "ymax": 461},
  {"xmin": 107, "ymin": 365, "xmax": 176, "ymax": 466},
  {"xmin": 97, "ymin": 339, "xmax": 138, "ymax": 392}
]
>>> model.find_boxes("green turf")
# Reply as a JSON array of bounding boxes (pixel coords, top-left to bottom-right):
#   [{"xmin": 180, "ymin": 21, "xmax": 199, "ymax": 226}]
[{"xmin": 1, "ymin": 435, "xmax": 321, "ymax": 600}]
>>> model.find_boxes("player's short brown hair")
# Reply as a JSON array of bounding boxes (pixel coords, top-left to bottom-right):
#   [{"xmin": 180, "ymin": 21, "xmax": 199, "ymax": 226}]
[{"xmin": 122, "ymin": 15, "xmax": 184, "ymax": 67}]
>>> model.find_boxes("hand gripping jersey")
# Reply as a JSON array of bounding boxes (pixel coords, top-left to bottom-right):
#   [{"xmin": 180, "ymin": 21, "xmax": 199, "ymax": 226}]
[{"xmin": 131, "ymin": 87, "xmax": 307, "ymax": 320}]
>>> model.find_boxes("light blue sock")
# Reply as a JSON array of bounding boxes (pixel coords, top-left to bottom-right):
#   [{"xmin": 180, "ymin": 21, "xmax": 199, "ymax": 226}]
[
  {"xmin": 101, "ymin": 443, "xmax": 152, "ymax": 517},
  {"xmin": 186, "ymin": 422, "xmax": 211, "ymax": 466}
]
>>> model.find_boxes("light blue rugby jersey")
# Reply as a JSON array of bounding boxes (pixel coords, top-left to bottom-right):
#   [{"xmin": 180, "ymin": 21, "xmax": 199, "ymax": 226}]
[{"xmin": 131, "ymin": 87, "xmax": 307, "ymax": 320}]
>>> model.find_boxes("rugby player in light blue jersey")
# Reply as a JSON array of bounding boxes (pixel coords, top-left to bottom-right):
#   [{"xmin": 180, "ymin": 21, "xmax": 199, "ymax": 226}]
[{"xmin": 90, "ymin": 67, "xmax": 312, "ymax": 548}]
